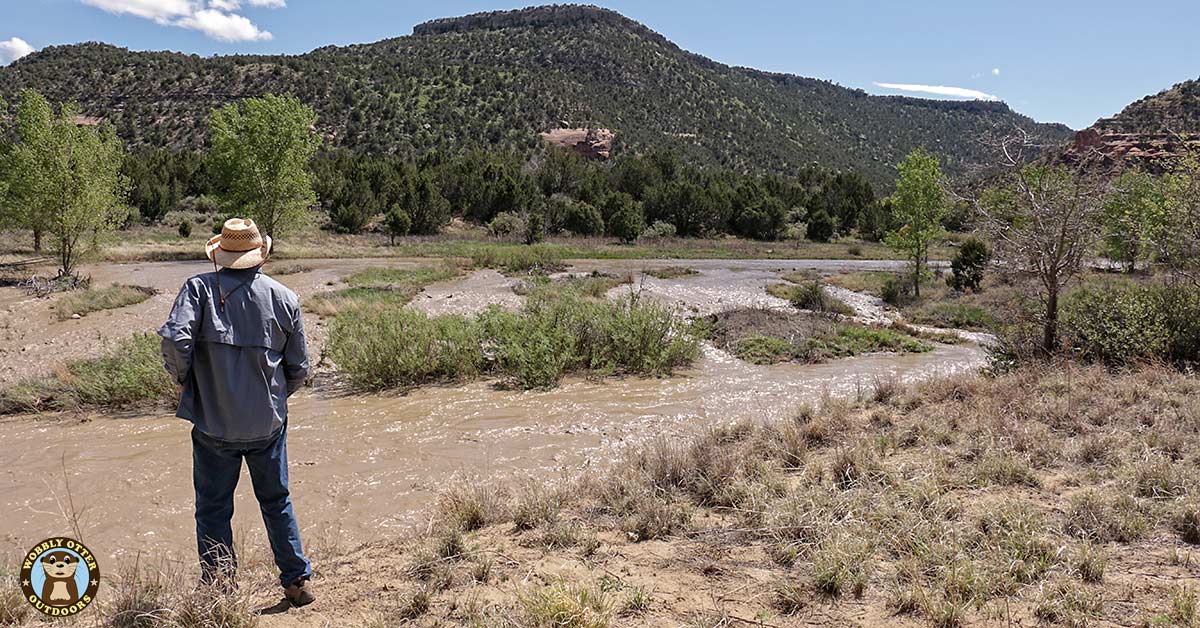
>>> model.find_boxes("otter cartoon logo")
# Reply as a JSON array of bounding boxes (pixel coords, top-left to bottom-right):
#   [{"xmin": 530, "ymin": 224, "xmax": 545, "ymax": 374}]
[{"xmin": 19, "ymin": 537, "xmax": 100, "ymax": 617}]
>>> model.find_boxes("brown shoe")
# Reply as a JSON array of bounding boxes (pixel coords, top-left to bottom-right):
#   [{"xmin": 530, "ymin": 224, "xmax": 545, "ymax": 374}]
[{"xmin": 284, "ymin": 579, "xmax": 316, "ymax": 608}]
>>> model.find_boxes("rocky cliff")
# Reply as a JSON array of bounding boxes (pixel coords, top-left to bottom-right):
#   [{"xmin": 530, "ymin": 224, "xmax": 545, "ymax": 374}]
[{"xmin": 1059, "ymin": 78, "xmax": 1200, "ymax": 174}]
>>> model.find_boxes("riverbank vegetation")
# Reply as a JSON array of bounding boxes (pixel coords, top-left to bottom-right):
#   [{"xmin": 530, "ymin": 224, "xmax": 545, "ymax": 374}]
[
  {"xmin": 89, "ymin": 365, "xmax": 1199, "ymax": 627},
  {"xmin": 52, "ymin": 283, "xmax": 155, "ymax": 320},
  {"xmin": 328, "ymin": 287, "xmax": 700, "ymax": 391},
  {"xmin": 307, "ymin": 265, "xmax": 466, "ymax": 316},
  {"xmin": 0, "ymin": 333, "xmax": 173, "ymax": 415},
  {"xmin": 705, "ymin": 308, "xmax": 931, "ymax": 365}
]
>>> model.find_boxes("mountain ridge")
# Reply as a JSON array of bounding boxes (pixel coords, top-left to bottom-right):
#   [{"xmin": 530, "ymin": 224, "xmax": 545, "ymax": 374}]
[
  {"xmin": 1058, "ymin": 77, "xmax": 1200, "ymax": 174},
  {"xmin": 0, "ymin": 4, "xmax": 1073, "ymax": 187}
]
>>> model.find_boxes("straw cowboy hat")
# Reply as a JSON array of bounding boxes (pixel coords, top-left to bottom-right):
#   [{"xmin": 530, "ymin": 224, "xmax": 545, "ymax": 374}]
[{"xmin": 206, "ymin": 218, "xmax": 272, "ymax": 269}]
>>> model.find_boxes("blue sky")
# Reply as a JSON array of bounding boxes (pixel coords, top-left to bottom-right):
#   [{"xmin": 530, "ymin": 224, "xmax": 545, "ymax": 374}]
[{"xmin": 3, "ymin": 0, "xmax": 1198, "ymax": 130}]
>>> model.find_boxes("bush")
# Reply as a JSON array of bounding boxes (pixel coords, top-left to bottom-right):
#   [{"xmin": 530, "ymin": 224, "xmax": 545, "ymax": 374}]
[
  {"xmin": 328, "ymin": 308, "xmax": 485, "ymax": 390},
  {"xmin": 384, "ymin": 204, "xmax": 411, "ymax": 244},
  {"xmin": 519, "ymin": 581, "xmax": 613, "ymax": 628},
  {"xmin": 880, "ymin": 276, "xmax": 912, "ymax": 306},
  {"xmin": 0, "ymin": 333, "xmax": 177, "ymax": 414},
  {"xmin": 904, "ymin": 301, "xmax": 993, "ymax": 330},
  {"xmin": 470, "ymin": 244, "xmax": 566, "ymax": 274},
  {"xmin": 641, "ymin": 220, "xmax": 676, "ymax": 240},
  {"xmin": 480, "ymin": 291, "xmax": 701, "ymax": 388},
  {"xmin": 605, "ymin": 194, "xmax": 644, "ymax": 243},
  {"xmin": 766, "ymin": 279, "xmax": 854, "ymax": 315},
  {"xmin": 805, "ymin": 209, "xmax": 835, "ymax": 242},
  {"xmin": 734, "ymin": 197, "xmax": 787, "ymax": 240},
  {"xmin": 488, "ymin": 211, "xmax": 525, "ymax": 238},
  {"xmin": 949, "ymin": 238, "xmax": 990, "ymax": 292},
  {"xmin": 178, "ymin": 220, "xmax": 192, "ymax": 238},
  {"xmin": 525, "ymin": 211, "xmax": 546, "ymax": 245},
  {"xmin": 562, "ymin": 199, "xmax": 605, "ymax": 236},
  {"xmin": 1062, "ymin": 284, "xmax": 1200, "ymax": 365},
  {"xmin": 55, "ymin": 284, "xmax": 156, "ymax": 320},
  {"xmin": 329, "ymin": 286, "xmax": 700, "ymax": 391}
]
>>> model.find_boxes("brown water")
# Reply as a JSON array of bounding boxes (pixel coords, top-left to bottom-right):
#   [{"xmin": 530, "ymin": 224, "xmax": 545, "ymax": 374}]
[{"xmin": 0, "ymin": 257, "xmax": 986, "ymax": 566}]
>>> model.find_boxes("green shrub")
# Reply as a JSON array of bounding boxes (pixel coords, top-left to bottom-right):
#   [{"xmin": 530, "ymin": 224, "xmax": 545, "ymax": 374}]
[
  {"xmin": 481, "ymin": 291, "xmax": 700, "ymax": 389},
  {"xmin": 881, "ymin": 276, "xmax": 912, "ymax": 306},
  {"xmin": 54, "ymin": 284, "xmax": 156, "ymax": 320},
  {"xmin": 0, "ymin": 333, "xmax": 176, "ymax": 414},
  {"xmin": 905, "ymin": 301, "xmax": 994, "ymax": 330},
  {"xmin": 329, "ymin": 286, "xmax": 700, "ymax": 391},
  {"xmin": 328, "ymin": 308, "xmax": 484, "ymax": 390},
  {"xmin": 178, "ymin": 220, "xmax": 192, "ymax": 238},
  {"xmin": 949, "ymin": 237, "xmax": 990, "ymax": 292},
  {"xmin": 641, "ymin": 220, "xmax": 676, "ymax": 239},
  {"xmin": 525, "ymin": 211, "xmax": 546, "ymax": 245},
  {"xmin": 805, "ymin": 209, "xmax": 835, "ymax": 242},
  {"xmin": 562, "ymin": 199, "xmax": 605, "ymax": 236},
  {"xmin": 488, "ymin": 211, "xmax": 524, "ymax": 238},
  {"xmin": 736, "ymin": 334, "xmax": 798, "ymax": 365},
  {"xmin": 384, "ymin": 204, "xmax": 412, "ymax": 244},
  {"xmin": 1061, "ymin": 284, "xmax": 1200, "ymax": 365},
  {"xmin": 470, "ymin": 244, "xmax": 566, "ymax": 274},
  {"xmin": 603, "ymin": 193, "xmax": 643, "ymax": 243},
  {"xmin": 767, "ymin": 279, "xmax": 854, "ymax": 316}
]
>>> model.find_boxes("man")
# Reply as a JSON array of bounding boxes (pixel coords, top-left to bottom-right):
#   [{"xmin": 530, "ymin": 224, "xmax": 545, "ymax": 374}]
[{"xmin": 158, "ymin": 217, "xmax": 315, "ymax": 607}]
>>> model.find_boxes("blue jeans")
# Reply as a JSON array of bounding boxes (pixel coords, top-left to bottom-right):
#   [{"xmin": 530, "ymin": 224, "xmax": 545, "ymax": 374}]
[{"xmin": 191, "ymin": 423, "xmax": 312, "ymax": 588}]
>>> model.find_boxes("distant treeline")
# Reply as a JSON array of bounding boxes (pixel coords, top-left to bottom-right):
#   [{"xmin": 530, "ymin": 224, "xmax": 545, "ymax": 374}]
[{"xmin": 121, "ymin": 145, "xmax": 956, "ymax": 242}]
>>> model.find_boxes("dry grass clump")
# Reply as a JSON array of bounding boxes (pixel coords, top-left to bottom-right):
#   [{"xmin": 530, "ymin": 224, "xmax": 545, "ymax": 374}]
[
  {"xmin": 512, "ymin": 482, "xmax": 568, "ymax": 531},
  {"xmin": 438, "ymin": 481, "xmax": 508, "ymax": 531},
  {"xmin": 518, "ymin": 580, "xmax": 614, "ymax": 628},
  {"xmin": 1064, "ymin": 490, "xmax": 1148, "ymax": 542},
  {"xmin": 101, "ymin": 563, "xmax": 256, "ymax": 628},
  {"xmin": 643, "ymin": 266, "xmax": 698, "ymax": 280},
  {"xmin": 0, "ymin": 569, "xmax": 31, "ymax": 626},
  {"xmin": 1033, "ymin": 579, "xmax": 1104, "ymax": 627},
  {"xmin": 53, "ymin": 283, "xmax": 156, "ymax": 320},
  {"xmin": 0, "ymin": 332, "xmax": 176, "ymax": 415},
  {"xmin": 1177, "ymin": 501, "xmax": 1200, "ymax": 545}
]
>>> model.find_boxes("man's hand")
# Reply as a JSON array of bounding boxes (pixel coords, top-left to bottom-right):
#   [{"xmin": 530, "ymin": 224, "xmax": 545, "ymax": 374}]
[{"xmin": 176, "ymin": 384, "xmax": 184, "ymax": 401}]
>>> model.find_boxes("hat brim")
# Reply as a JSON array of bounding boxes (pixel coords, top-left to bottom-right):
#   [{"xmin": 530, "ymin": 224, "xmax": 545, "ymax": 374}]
[{"xmin": 205, "ymin": 235, "xmax": 272, "ymax": 270}]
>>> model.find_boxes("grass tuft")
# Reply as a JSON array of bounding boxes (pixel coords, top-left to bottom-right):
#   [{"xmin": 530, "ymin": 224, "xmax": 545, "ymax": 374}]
[
  {"xmin": 54, "ymin": 284, "xmax": 155, "ymax": 320},
  {"xmin": 519, "ymin": 581, "xmax": 613, "ymax": 628},
  {"xmin": 0, "ymin": 332, "xmax": 176, "ymax": 415}
]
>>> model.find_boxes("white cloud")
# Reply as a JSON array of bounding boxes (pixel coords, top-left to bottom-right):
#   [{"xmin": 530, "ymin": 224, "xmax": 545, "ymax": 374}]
[
  {"xmin": 81, "ymin": 0, "xmax": 195, "ymax": 23},
  {"xmin": 78, "ymin": 0, "xmax": 279, "ymax": 42},
  {"xmin": 207, "ymin": 0, "xmax": 284, "ymax": 10},
  {"xmin": 873, "ymin": 82, "xmax": 999, "ymax": 101},
  {"xmin": 991, "ymin": 68, "xmax": 1001, "ymax": 76},
  {"xmin": 179, "ymin": 9, "xmax": 273, "ymax": 41},
  {"xmin": 0, "ymin": 37, "xmax": 36, "ymax": 65}
]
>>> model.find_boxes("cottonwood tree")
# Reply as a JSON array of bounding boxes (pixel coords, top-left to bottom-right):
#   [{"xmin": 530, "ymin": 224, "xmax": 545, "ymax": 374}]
[
  {"xmin": 886, "ymin": 147, "xmax": 946, "ymax": 297},
  {"xmin": 1156, "ymin": 150, "xmax": 1200, "ymax": 284},
  {"xmin": 975, "ymin": 133, "xmax": 1103, "ymax": 355},
  {"xmin": 7, "ymin": 90, "xmax": 129, "ymax": 275},
  {"xmin": 207, "ymin": 95, "xmax": 319, "ymax": 242},
  {"xmin": 1101, "ymin": 168, "xmax": 1166, "ymax": 273}
]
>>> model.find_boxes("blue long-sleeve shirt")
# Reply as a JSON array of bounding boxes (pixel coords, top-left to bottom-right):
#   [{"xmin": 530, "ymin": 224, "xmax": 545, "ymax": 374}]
[{"xmin": 158, "ymin": 266, "xmax": 310, "ymax": 442}]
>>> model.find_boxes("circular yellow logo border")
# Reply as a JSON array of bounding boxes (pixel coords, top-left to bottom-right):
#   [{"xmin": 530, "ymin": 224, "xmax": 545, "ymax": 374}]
[{"xmin": 19, "ymin": 537, "xmax": 100, "ymax": 617}]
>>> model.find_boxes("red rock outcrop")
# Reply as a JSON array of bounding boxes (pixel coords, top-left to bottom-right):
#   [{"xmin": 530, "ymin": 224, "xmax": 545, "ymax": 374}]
[{"xmin": 539, "ymin": 127, "xmax": 614, "ymax": 159}]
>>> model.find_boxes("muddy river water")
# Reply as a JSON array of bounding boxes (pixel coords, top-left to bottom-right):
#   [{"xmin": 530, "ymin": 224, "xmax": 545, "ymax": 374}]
[{"xmin": 0, "ymin": 257, "xmax": 984, "ymax": 567}]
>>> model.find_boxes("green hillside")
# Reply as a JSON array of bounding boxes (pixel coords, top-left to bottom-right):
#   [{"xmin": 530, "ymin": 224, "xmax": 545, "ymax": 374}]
[{"xmin": 0, "ymin": 4, "xmax": 1071, "ymax": 188}]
